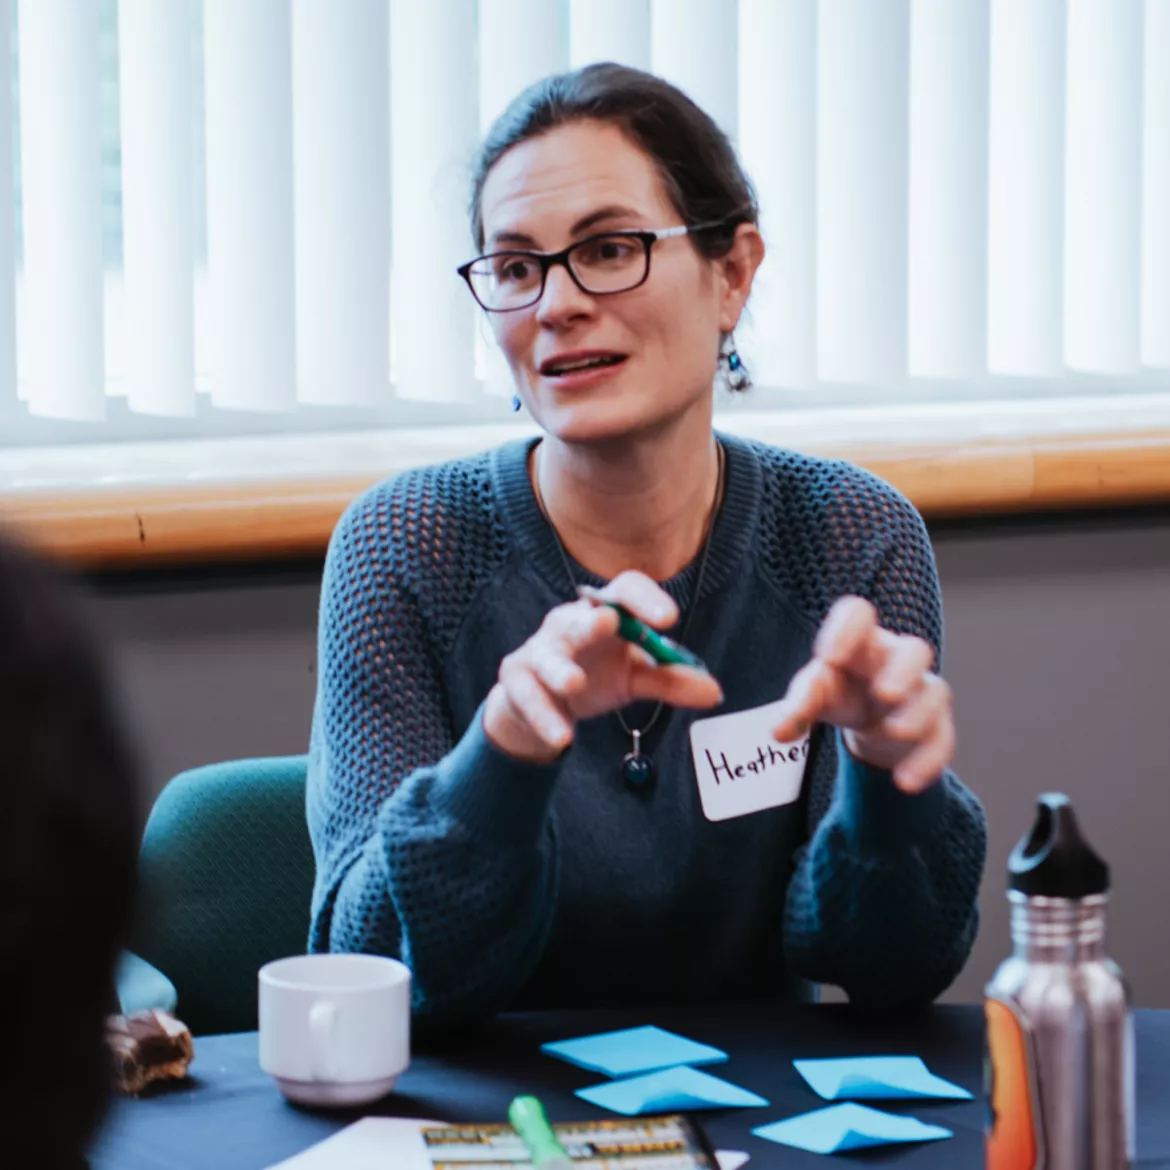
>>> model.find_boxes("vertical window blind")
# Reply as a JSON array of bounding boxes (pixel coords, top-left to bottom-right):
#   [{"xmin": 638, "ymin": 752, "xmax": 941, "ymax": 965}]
[{"xmin": 0, "ymin": 0, "xmax": 1167, "ymax": 440}]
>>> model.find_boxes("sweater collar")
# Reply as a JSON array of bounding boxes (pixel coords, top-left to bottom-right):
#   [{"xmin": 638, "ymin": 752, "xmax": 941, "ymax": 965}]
[{"xmin": 490, "ymin": 430, "xmax": 762, "ymax": 610}]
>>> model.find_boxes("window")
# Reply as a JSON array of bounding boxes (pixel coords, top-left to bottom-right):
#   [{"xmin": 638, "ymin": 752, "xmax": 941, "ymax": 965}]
[{"xmin": 1, "ymin": 0, "xmax": 1167, "ymax": 450}]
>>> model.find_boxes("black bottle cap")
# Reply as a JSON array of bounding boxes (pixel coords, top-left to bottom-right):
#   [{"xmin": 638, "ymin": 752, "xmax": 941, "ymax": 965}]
[{"xmin": 1009, "ymin": 793, "xmax": 1109, "ymax": 898}]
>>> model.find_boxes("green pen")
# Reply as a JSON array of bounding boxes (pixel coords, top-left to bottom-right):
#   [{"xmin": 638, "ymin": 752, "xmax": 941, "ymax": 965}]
[
  {"xmin": 578, "ymin": 585, "xmax": 709, "ymax": 671},
  {"xmin": 508, "ymin": 1095, "xmax": 573, "ymax": 1170}
]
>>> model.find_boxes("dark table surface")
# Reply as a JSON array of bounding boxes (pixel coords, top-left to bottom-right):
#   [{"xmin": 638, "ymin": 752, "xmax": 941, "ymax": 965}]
[{"xmin": 91, "ymin": 1003, "xmax": 1170, "ymax": 1169}]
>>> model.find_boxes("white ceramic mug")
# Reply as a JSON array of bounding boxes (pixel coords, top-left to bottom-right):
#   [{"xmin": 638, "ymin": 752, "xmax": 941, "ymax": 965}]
[{"xmin": 258, "ymin": 953, "xmax": 411, "ymax": 1107}]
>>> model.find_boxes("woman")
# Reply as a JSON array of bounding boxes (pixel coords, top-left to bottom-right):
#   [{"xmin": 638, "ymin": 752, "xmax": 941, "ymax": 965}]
[
  {"xmin": 0, "ymin": 534, "xmax": 139, "ymax": 1166},
  {"xmin": 307, "ymin": 64, "xmax": 986, "ymax": 1028}
]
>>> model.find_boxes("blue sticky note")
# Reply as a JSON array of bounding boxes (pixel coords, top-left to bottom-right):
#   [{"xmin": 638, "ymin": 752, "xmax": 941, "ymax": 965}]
[
  {"xmin": 542, "ymin": 1025, "xmax": 728, "ymax": 1077},
  {"xmin": 753, "ymin": 1103, "xmax": 953, "ymax": 1154},
  {"xmin": 576, "ymin": 1065, "xmax": 769, "ymax": 1117},
  {"xmin": 793, "ymin": 1056, "xmax": 973, "ymax": 1101}
]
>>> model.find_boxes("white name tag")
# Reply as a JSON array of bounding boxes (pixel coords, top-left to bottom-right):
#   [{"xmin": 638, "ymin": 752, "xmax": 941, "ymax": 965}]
[{"xmin": 689, "ymin": 698, "xmax": 810, "ymax": 822}]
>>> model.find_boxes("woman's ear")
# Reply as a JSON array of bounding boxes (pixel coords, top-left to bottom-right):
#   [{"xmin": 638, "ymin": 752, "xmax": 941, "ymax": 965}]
[{"xmin": 718, "ymin": 223, "xmax": 766, "ymax": 332}]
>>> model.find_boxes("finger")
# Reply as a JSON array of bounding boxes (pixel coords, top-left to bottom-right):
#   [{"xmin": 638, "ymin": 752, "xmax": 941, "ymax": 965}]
[
  {"xmin": 771, "ymin": 658, "xmax": 846, "ymax": 741},
  {"xmin": 595, "ymin": 570, "xmax": 679, "ymax": 628},
  {"xmin": 813, "ymin": 596, "xmax": 880, "ymax": 670},
  {"xmin": 892, "ymin": 718, "xmax": 956, "ymax": 794},
  {"xmin": 498, "ymin": 656, "xmax": 574, "ymax": 751},
  {"xmin": 627, "ymin": 659, "xmax": 723, "ymax": 709},
  {"xmin": 871, "ymin": 637, "xmax": 935, "ymax": 706},
  {"xmin": 877, "ymin": 671, "xmax": 948, "ymax": 740},
  {"xmin": 542, "ymin": 599, "xmax": 619, "ymax": 656},
  {"xmin": 875, "ymin": 669, "xmax": 945, "ymax": 739},
  {"xmin": 529, "ymin": 644, "xmax": 588, "ymax": 699}
]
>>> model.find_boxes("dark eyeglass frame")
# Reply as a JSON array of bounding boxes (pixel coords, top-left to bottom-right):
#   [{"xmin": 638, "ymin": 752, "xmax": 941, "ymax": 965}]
[{"xmin": 456, "ymin": 219, "xmax": 734, "ymax": 312}]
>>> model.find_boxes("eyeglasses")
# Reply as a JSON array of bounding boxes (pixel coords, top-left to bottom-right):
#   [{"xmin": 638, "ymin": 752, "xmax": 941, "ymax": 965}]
[{"xmin": 457, "ymin": 220, "xmax": 732, "ymax": 312}]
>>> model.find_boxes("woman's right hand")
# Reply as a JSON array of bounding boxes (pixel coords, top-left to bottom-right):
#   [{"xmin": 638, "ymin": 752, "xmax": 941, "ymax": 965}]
[{"xmin": 482, "ymin": 570, "xmax": 723, "ymax": 764}]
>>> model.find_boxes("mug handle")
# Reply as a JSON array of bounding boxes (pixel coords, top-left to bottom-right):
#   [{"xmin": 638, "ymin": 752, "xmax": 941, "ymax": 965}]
[{"xmin": 308, "ymin": 1000, "xmax": 338, "ymax": 1083}]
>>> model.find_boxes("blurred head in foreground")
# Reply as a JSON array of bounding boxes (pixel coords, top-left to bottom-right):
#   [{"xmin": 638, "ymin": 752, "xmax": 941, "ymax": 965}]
[{"xmin": 0, "ymin": 535, "xmax": 138, "ymax": 1168}]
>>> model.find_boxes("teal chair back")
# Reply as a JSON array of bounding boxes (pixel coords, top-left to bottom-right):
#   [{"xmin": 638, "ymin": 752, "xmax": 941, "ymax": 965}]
[{"xmin": 133, "ymin": 756, "xmax": 313, "ymax": 1036}]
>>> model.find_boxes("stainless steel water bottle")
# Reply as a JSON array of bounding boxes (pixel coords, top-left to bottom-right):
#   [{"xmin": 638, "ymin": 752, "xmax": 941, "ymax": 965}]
[{"xmin": 985, "ymin": 793, "xmax": 1134, "ymax": 1170}]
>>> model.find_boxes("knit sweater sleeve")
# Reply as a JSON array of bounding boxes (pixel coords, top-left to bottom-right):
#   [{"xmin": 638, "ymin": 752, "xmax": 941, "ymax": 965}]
[
  {"xmin": 779, "ymin": 466, "xmax": 987, "ymax": 1012},
  {"xmin": 305, "ymin": 475, "xmax": 562, "ymax": 1029}
]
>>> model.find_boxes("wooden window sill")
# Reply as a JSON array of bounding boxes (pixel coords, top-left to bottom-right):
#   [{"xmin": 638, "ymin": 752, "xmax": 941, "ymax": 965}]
[{"xmin": 2, "ymin": 395, "xmax": 1169, "ymax": 571}]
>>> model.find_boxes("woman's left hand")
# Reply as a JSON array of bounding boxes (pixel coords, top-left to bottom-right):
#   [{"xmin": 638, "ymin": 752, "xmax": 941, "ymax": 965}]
[{"xmin": 770, "ymin": 596, "xmax": 955, "ymax": 794}]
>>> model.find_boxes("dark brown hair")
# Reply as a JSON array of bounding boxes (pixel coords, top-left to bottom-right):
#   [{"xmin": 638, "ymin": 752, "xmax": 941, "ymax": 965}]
[
  {"xmin": 0, "ymin": 534, "xmax": 139, "ymax": 1167},
  {"xmin": 469, "ymin": 63, "xmax": 758, "ymax": 256}
]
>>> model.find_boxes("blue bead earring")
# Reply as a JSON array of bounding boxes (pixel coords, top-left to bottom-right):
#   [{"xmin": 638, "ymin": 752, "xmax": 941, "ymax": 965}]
[
  {"xmin": 720, "ymin": 333, "xmax": 751, "ymax": 392},
  {"xmin": 511, "ymin": 394, "xmax": 522, "ymax": 412}
]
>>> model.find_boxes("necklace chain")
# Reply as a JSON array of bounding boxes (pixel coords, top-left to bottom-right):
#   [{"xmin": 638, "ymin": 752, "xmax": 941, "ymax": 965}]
[{"xmin": 533, "ymin": 440, "xmax": 725, "ymax": 745}]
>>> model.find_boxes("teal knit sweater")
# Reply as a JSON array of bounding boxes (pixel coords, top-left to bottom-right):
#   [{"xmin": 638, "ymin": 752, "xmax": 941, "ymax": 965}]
[{"xmin": 306, "ymin": 433, "xmax": 986, "ymax": 1027}]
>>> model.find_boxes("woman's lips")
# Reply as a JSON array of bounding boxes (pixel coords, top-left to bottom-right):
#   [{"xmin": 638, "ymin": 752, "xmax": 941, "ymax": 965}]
[{"xmin": 538, "ymin": 352, "xmax": 628, "ymax": 390}]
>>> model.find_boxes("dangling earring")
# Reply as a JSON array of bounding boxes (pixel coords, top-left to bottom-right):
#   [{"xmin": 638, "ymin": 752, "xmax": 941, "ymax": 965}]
[
  {"xmin": 720, "ymin": 333, "xmax": 751, "ymax": 392},
  {"xmin": 511, "ymin": 394, "xmax": 522, "ymax": 412}
]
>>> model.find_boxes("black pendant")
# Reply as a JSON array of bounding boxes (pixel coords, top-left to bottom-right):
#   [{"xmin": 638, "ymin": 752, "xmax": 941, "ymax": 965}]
[{"xmin": 620, "ymin": 729, "xmax": 656, "ymax": 791}]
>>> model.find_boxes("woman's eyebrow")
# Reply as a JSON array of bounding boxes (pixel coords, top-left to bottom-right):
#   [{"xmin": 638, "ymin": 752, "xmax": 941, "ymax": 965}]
[
  {"xmin": 570, "ymin": 205, "xmax": 643, "ymax": 235},
  {"xmin": 488, "ymin": 228, "xmax": 540, "ymax": 249},
  {"xmin": 487, "ymin": 205, "xmax": 644, "ymax": 250}
]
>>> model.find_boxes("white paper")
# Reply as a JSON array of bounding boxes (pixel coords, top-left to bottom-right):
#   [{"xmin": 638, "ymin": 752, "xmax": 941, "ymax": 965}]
[
  {"xmin": 267, "ymin": 1117, "xmax": 748, "ymax": 1170},
  {"xmin": 715, "ymin": 1153, "xmax": 750, "ymax": 1170},
  {"xmin": 265, "ymin": 1118, "xmax": 437, "ymax": 1170},
  {"xmin": 689, "ymin": 699, "xmax": 809, "ymax": 821}
]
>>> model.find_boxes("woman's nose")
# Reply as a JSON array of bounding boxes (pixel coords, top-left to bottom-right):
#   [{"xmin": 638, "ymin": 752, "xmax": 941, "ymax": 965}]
[{"xmin": 534, "ymin": 262, "xmax": 594, "ymax": 326}]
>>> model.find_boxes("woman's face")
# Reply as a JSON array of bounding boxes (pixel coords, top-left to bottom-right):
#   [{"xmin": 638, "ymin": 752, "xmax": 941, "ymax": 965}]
[{"xmin": 477, "ymin": 120, "xmax": 761, "ymax": 446}]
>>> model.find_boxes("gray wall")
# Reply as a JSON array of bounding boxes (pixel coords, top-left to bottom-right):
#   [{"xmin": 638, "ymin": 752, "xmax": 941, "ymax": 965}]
[{"xmin": 84, "ymin": 508, "xmax": 1170, "ymax": 1007}]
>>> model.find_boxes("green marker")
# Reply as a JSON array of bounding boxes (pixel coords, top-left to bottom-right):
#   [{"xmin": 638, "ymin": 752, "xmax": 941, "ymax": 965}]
[
  {"xmin": 508, "ymin": 1095, "xmax": 573, "ymax": 1170},
  {"xmin": 577, "ymin": 586, "xmax": 709, "ymax": 671}
]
